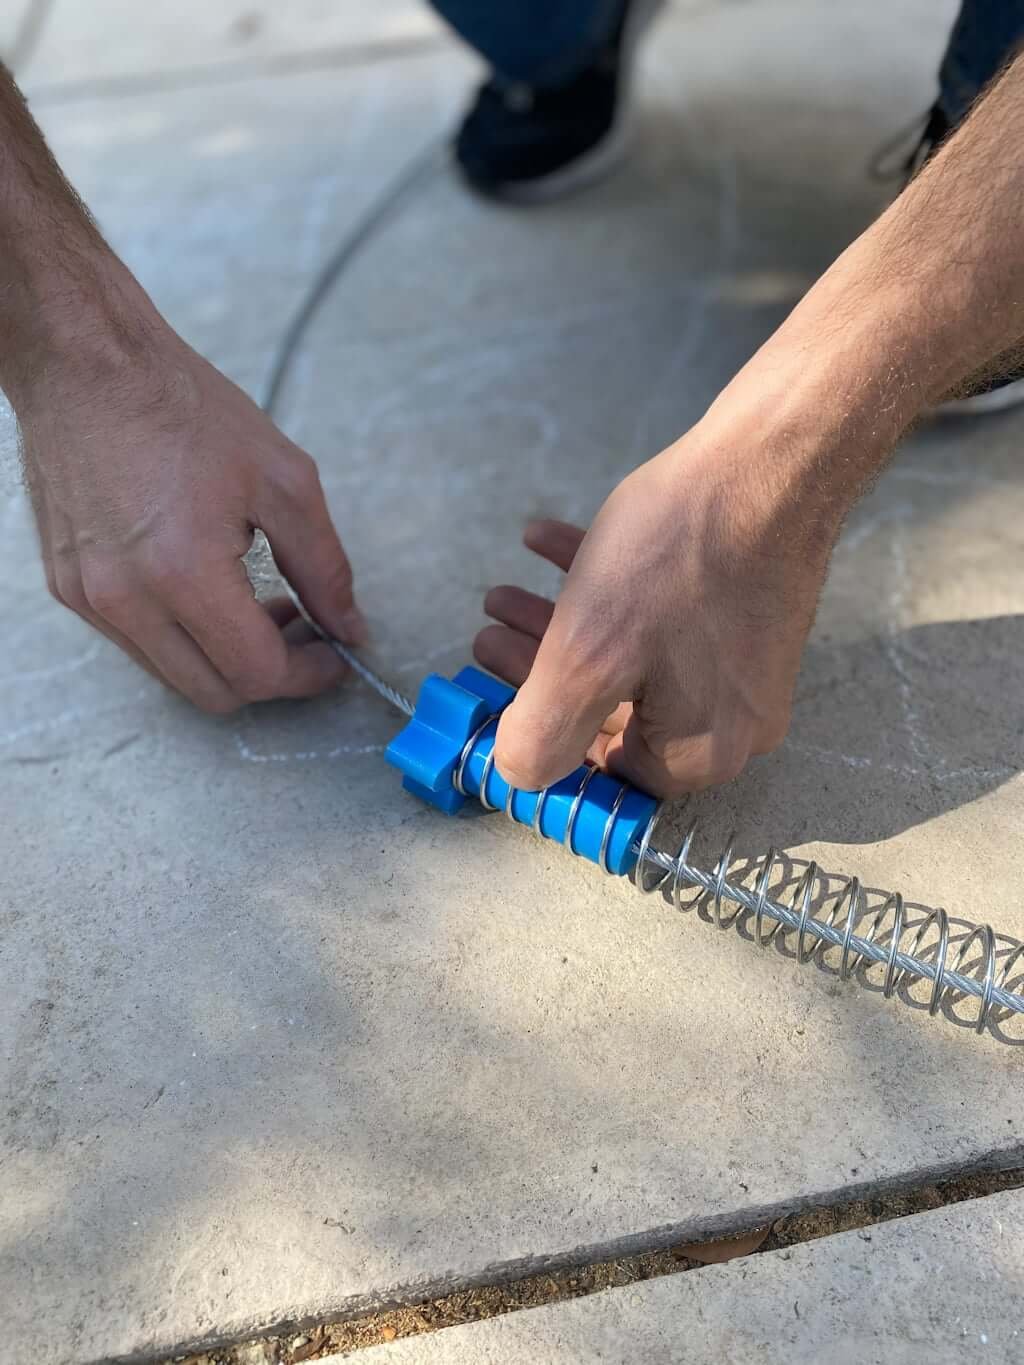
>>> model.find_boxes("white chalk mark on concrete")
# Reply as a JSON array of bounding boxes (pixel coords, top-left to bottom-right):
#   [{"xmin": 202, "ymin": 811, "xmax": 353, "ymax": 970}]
[
  {"xmin": 396, "ymin": 636, "xmax": 471, "ymax": 674},
  {"xmin": 232, "ymin": 729, "xmax": 384, "ymax": 764},
  {"xmin": 0, "ymin": 640, "xmax": 102, "ymax": 688},
  {"xmin": 884, "ymin": 522, "xmax": 932, "ymax": 770},
  {"xmin": 788, "ymin": 738, "xmax": 1014, "ymax": 786},
  {"xmin": 0, "ymin": 688, "xmax": 152, "ymax": 748}
]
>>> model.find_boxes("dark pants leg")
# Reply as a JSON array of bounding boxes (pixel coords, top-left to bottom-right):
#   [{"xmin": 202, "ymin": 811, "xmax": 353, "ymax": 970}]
[
  {"xmin": 428, "ymin": 0, "xmax": 623, "ymax": 85},
  {"xmin": 432, "ymin": 1, "xmax": 1024, "ymax": 120},
  {"xmin": 937, "ymin": 0, "xmax": 1024, "ymax": 127}
]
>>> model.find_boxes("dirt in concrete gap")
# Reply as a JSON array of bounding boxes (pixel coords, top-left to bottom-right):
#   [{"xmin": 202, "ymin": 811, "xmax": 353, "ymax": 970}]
[{"xmin": 170, "ymin": 1166, "xmax": 1024, "ymax": 1365}]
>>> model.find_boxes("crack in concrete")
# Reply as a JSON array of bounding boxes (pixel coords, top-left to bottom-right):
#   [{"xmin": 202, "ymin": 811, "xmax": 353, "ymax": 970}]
[
  {"xmin": 4, "ymin": 0, "xmax": 55, "ymax": 74},
  {"xmin": 23, "ymin": 33, "xmax": 451, "ymax": 108},
  {"xmin": 132, "ymin": 1151, "xmax": 1024, "ymax": 1365}
]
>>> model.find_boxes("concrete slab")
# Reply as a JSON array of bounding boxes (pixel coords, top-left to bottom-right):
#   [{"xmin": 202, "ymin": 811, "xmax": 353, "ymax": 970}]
[
  {"xmin": 0, "ymin": 1, "xmax": 35, "ymax": 66},
  {"xmin": 15, "ymin": 0, "xmax": 444, "ymax": 90},
  {"xmin": 4, "ymin": 1, "xmax": 1024, "ymax": 1363},
  {"xmin": 349, "ymin": 1189, "xmax": 1024, "ymax": 1364}
]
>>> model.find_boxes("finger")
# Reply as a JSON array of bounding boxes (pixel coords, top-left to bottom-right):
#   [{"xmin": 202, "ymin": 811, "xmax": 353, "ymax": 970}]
[
  {"xmin": 603, "ymin": 715, "xmax": 752, "ymax": 799},
  {"xmin": 77, "ymin": 551, "xmax": 242, "ymax": 708},
  {"xmin": 263, "ymin": 595, "xmax": 301, "ymax": 630},
  {"xmin": 587, "ymin": 730, "xmax": 614, "ymax": 769},
  {"xmin": 523, "ymin": 519, "xmax": 586, "ymax": 573},
  {"xmin": 132, "ymin": 617, "xmax": 243, "ymax": 714},
  {"xmin": 474, "ymin": 623, "xmax": 540, "ymax": 687},
  {"xmin": 43, "ymin": 507, "xmax": 171, "ymax": 688},
  {"xmin": 476, "ymin": 622, "xmax": 631, "ymax": 738},
  {"xmin": 258, "ymin": 458, "xmax": 368, "ymax": 646},
  {"xmin": 60, "ymin": 568, "xmax": 170, "ymax": 687},
  {"xmin": 492, "ymin": 628, "xmax": 623, "ymax": 791},
  {"xmin": 265, "ymin": 594, "xmax": 326, "ymax": 649},
  {"xmin": 598, "ymin": 701, "xmax": 632, "ymax": 738},
  {"xmin": 83, "ymin": 611, "xmax": 172, "ymax": 689},
  {"xmin": 175, "ymin": 557, "xmax": 348, "ymax": 703},
  {"xmin": 483, "ymin": 585, "xmax": 554, "ymax": 641}
]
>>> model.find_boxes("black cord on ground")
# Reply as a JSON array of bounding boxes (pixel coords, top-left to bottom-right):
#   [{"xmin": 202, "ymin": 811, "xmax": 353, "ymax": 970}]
[
  {"xmin": 261, "ymin": 137, "xmax": 444, "ymax": 420},
  {"xmin": 5, "ymin": 0, "xmax": 55, "ymax": 75}
]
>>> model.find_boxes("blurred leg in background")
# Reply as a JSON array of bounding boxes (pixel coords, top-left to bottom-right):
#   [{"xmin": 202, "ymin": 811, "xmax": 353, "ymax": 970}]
[
  {"xmin": 431, "ymin": 0, "xmax": 623, "ymax": 85},
  {"xmin": 937, "ymin": 0, "xmax": 1024, "ymax": 129},
  {"xmin": 431, "ymin": 0, "xmax": 1024, "ymax": 406},
  {"xmin": 430, "ymin": 0, "xmax": 664, "ymax": 200}
]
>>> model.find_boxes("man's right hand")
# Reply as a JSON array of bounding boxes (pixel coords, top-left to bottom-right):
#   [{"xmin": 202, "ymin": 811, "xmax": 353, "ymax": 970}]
[
  {"xmin": 17, "ymin": 312, "xmax": 366, "ymax": 713},
  {"xmin": 0, "ymin": 63, "xmax": 364, "ymax": 713}
]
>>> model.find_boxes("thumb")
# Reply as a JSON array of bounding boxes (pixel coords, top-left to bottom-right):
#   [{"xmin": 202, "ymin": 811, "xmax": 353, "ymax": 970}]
[{"xmin": 492, "ymin": 632, "xmax": 622, "ymax": 791}]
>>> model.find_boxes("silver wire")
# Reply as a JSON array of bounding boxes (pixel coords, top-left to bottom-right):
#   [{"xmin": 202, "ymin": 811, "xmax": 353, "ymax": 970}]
[{"xmin": 277, "ymin": 575, "xmax": 414, "ymax": 717}]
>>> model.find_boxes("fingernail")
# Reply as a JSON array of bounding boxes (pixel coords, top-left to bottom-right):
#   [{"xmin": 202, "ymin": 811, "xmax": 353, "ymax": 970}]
[{"xmin": 338, "ymin": 605, "xmax": 370, "ymax": 647}]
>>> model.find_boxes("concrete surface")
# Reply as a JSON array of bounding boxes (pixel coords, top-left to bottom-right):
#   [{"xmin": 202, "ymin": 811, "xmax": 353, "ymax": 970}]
[
  {"xmin": 11, "ymin": 1, "xmax": 443, "ymax": 89},
  {"xmin": 3, "ymin": 0, "xmax": 1024, "ymax": 1362},
  {"xmin": 348, "ymin": 1189, "xmax": 1024, "ymax": 1364}
]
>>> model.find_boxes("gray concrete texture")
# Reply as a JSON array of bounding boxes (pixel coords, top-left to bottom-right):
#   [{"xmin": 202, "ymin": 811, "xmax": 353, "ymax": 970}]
[
  {"xmin": 352, "ymin": 1190, "xmax": 1024, "ymax": 1359},
  {"xmin": 348, "ymin": 1189, "xmax": 1024, "ymax": 1364},
  {"xmin": 2, "ymin": 0, "xmax": 1023, "ymax": 1361}
]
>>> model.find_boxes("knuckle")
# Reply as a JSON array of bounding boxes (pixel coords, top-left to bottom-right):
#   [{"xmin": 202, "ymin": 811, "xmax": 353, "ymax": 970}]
[
  {"xmin": 194, "ymin": 690, "xmax": 241, "ymax": 717},
  {"xmin": 314, "ymin": 547, "xmax": 352, "ymax": 595},
  {"xmin": 276, "ymin": 451, "xmax": 322, "ymax": 507},
  {"xmin": 52, "ymin": 566, "xmax": 87, "ymax": 616},
  {"xmin": 45, "ymin": 567, "xmax": 66, "ymax": 607},
  {"xmin": 137, "ymin": 540, "xmax": 193, "ymax": 599},
  {"xmin": 80, "ymin": 561, "xmax": 135, "ymax": 619},
  {"xmin": 483, "ymin": 585, "xmax": 517, "ymax": 617},
  {"xmin": 233, "ymin": 655, "xmax": 288, "ymax": 705}
]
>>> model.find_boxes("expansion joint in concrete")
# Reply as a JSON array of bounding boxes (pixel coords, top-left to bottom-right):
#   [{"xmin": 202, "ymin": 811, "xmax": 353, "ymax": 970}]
[
  {"xmin": 152, "ymin": 1158, "xmax": 1024, "ymax": 1365},
  {"xmin": 25, "ymin": 34, "xmax": 451, "ymax": 108}
]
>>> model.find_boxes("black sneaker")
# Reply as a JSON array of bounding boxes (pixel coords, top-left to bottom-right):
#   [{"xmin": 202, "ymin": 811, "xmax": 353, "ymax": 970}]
[
  {"xmin": 902, "ymin": 106, "xmax": 1024, "ymax": 416},
  {"xmin": 454, "ymin": 0, "xmax": 664, "ymax": 203}
]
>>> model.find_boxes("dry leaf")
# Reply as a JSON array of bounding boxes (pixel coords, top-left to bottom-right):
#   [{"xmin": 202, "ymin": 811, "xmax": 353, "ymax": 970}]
[{"xmin": 674, "ymin": 1226, "xmax": 769, "ymax": 1264}]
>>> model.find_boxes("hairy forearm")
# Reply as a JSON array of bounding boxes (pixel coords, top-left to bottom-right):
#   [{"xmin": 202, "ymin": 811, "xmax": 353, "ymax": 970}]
[
  {"xmin": 864, "ymin": 50, "xmax": 1024, "ymax": 398},
  {"xmin": 691, "ymin": 49, "xmax": 1024, "ymax": 531},
  {"xmin": 0, "ymin": 64, "xmax": 154, "ymax": 408}
]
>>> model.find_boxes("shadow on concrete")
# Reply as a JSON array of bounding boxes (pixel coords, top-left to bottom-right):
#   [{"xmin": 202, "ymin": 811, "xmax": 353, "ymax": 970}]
[{"xmin": 11, "ymin": 7, "xmax": 1024, "ymax": 1359}]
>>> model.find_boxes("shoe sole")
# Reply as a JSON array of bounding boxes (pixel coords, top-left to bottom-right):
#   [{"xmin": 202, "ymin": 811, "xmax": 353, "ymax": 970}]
[
  {"xmin": 469, "ymin": 0, "xmax": 666, "ymax": 206},
  {"xmin": 928, "ymin": 376, "xmax": 1024, "ymax": 418}
]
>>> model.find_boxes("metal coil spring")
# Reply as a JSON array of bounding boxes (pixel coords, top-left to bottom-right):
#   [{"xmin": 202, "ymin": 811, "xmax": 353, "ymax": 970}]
[
  {"xmin": 466, "ymin": 754, "xmax": 1024, "ymax": 1034},
  {"xmin": 453, "ymin": 713, "xmax": 629, "ymax": 868},
  {"xmin": 634, "ymin": 808, "xmax": 1024, "ymax": 1034},
  {"xmin": 285, "ymin": 634, "xmax": 1024, "ymax": 1038}
]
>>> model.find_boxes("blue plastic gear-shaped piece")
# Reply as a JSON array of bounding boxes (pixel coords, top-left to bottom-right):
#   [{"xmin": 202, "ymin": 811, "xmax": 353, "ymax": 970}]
[{"xmin": 384, "ymin": 665, "xmax": 657, "ymax": 877}]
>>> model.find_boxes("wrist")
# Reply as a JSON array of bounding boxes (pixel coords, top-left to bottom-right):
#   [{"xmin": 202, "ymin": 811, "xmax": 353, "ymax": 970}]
[
  {"xmin": 682, "ymin": 260, "xmax": 928, "ymax": 539},
  {"xmin": 0, "ymin": 243, "xmax": 163, "ymax": 415}
]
